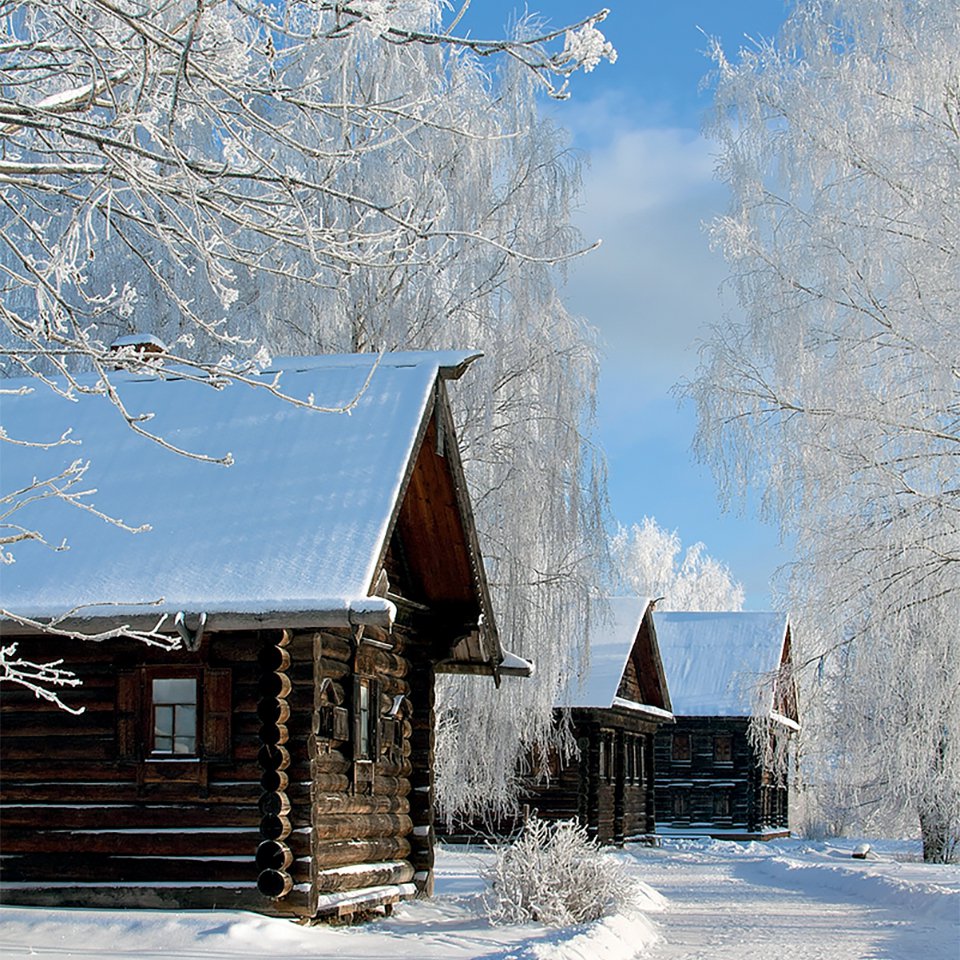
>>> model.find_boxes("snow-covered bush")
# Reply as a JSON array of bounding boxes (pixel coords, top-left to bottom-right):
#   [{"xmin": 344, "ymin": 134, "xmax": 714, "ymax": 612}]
[{"xmin": 483, "ymin": 816, "xmax": 637, "ymax": 926}]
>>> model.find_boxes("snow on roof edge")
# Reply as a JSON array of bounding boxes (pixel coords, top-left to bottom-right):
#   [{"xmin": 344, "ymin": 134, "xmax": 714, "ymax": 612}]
[{"xmin": 2, "ymin": 596, "xmax": 398, "ymax": 636}]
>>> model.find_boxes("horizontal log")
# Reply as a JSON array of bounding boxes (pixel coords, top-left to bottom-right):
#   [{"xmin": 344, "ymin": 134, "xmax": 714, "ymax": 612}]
[
  {"xmin": 1, "ymin": 853, "xmax": 256, "ymax": 884},
  {"xmin": 256, "ymin": 839, "xmax": 293, "ymax": 871},
  {"xmin": 317, "ymin": 659, "xmax": 351, "ymax": 681},
  {"xmin": 311, "ymin": 792, "xmax": 410, "ymax": 816},
  {"xmin": 0, "ymin": 804, "xmax": 259, "ymax": 831},
  {"xmin": 0, "ymin": 883, "xmax": 309, "ymax": 917},
  {"xmin": 311, "ymin": 749, "xmax": 351, "ymax": 774},
  {"xmin": 313, "ymin": 835, "xmax": 411, "ymax": 870},
  {"xmin": 257, "ymin": 868, "xmax": 293, "ymax": 899},
  {"xmin": 309, "ymin": 813, "xmax": 413, "ymax": 842},
  {"xmin": 0, "ymin": 828, "xmax": 264, "ymax": 857},
  {"xmin": 314, "ymin": 859, "xmax": 414, "ymax": 894},
  {"xmin": 1, "ymin": 737, "xmax": 115, "ymax": 762},
  {"xmin": 373, "ymin": 775, "xmax": 411, "ymax": 797},
  {"xmin": 355, "ymin": 649, "xmax": 409, "ymax": 679},
  {"xmin": 1, "ymin": 780, "xmax": 265, "ymax": 807},
  {"xmin": 310, "ymin": 773, "xmax": 350, "ymax": 793},
  {"xmin": 318, "ymin": 634, "xmax": 352, "ymax": 663}
]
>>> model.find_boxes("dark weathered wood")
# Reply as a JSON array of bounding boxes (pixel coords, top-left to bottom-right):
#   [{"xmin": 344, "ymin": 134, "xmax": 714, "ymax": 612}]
[
  {"xmin": 654, "ymin": 716, "xmax": 790, "ymax": 836},
  {"xmin": 0, "ymin": 828, "xmax": 261, "ymax": 856},
  {"xmin": 0, "ymin": 803, "xmax": 258, "ymax": 830},
  {"xmin": 314, "ymin": 859, "xmax": 415, "ymax": 893},
  {"xmin": 311, "ymin": 836, "xmax": 411, "ymax": 869},
  {"xmin": 311, "ymin": 793, "xmax": 410, "ymax": 816},
  {"xmin": 2, "ymin": 853, "xmax": 254, "ymax": 884}
]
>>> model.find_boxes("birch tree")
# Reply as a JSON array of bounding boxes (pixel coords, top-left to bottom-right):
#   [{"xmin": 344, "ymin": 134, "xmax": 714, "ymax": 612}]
[
  {"xmin": 610, "ymin": 517, "xmax": 744, "ymax": 612},
  {"xmin": 0, "ymin": 2, "xmax": 615, "ymax": 813},
  {"xmin": 689, "ymin": 0, "xmax": 960, "ymax": 860}
]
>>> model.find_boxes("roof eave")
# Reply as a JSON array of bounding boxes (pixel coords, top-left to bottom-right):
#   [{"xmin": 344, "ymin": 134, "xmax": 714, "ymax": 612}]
[{"xmin": 0, "ymin": 599, "xmax": 396, "ymax": 639}]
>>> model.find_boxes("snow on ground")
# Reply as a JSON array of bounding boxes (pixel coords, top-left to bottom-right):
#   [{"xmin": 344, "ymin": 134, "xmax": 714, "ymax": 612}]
[
  {"xmin": 632, "ymin": 838, "xmax": 959, "ymax": 960},
  {"xmin": 0, "ymin": 840, "xmax": 956, "ymax": 960}
]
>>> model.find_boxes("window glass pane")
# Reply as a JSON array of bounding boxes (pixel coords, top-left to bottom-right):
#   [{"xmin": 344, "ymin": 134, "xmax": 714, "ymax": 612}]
[
  {"xmin": 153, "ymin": 678, "xmax": 197, "ymax": 705},
  {"xmin": 172, "ymin": 704, "xmax": 196, "ymax": 754},
  {"xmin": 154, "ymin": 705, "xmax": 174, "ymax": 752},
  {"xmin": 358, "ymin": 680, "xmax": 370, "ymax": 759},
  {"xmin": 152, "ymin": 678, "xmax": 198, "ymax": 755}
]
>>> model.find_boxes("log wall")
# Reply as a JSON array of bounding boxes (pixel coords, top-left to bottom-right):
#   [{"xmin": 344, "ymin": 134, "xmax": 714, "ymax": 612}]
[
  {"xmin": 488, "ymin": 710, "xmax": 661, "ymax": 846},
  {"xmin": 0, "ymin": 628, "xmax": 268, "ymax": 911},
  {"xmin": 653, "ymin": 717, "xmax": 790, "ymax": 836},
  {"xmin": 0, "ymin": 619, "xmax": 438, "ymax": 917}
]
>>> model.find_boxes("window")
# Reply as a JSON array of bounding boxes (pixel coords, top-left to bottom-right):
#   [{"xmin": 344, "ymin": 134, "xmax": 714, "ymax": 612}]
[
  {"xmin": 714, "ymin": 735, "xmax": 733, "ymax": 764},
  {"xmin": 598, "ymin": 737, "xmax": 607, "ymax": 780},
  {"xmin": 627, "ymin": 736, "xmax": 644, "ymax": 785},
  {"xmin": 672, "ymin": 733, "xmax": 691, "ymax": 762},
  {"xmin": 352, "ymin": 676, "xmax": 380, "ymax": 764},
  {"xmin": 713, "ymin": 792, "xmax": 732, "ymax": 818},
  {"xmin": 672, "ymin": 791, "xmax": 689, "ymax": 819},
  {"xmin": 151, "ymin": 677, "xmax": 198, "ymax": 755},
  {"xmin": 358, "ymin": 678, "xmax": 371, "ymax": 759},
  {"xmin": 116, "ymin": 667, "xmax": 231, "ymax": 770}
]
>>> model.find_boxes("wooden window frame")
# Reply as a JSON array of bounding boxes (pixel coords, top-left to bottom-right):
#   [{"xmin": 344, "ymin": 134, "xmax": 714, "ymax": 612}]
[
  {"xmin": 117, "ymin": 666, "xmax": 232, "ymax": 785},
  {"xmin": 150, "ymin": 675, "xmax": 199, "ymax": 756},
  {"xmin": 352, "ymin": 676, "xmax": 381, "ymax": 793},
  {"xmin": 671, "ymin": 790, "xmax": 689, "ymax": 821},
  {"xmin": 672, "ymin": 732, "xmax": 691, "ymax": 763},
  {"xmin": 714, "ymin": 735, "xmax": 733, "ymax": 765}
]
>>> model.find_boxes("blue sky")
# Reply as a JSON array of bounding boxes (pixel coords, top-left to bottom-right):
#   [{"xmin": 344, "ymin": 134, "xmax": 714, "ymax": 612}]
[{"xmin": 457, "ymin": 3, "xmax": 794, "ymax": 609}]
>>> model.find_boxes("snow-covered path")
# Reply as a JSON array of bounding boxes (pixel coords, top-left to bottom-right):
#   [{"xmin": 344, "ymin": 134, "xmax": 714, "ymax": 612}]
[
  {"xmin": 0, "ymin": 840, "xmax": 956, "ymax": 960},
  {"xmin": 629, "ymin": 842, "xmax": 958, "ymax": 960}
]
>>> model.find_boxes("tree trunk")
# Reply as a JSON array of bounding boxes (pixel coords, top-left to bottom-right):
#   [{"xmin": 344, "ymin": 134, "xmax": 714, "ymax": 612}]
[{"xmin": 918, "ymin": 804, "xmax": 956, "ymax": 864}]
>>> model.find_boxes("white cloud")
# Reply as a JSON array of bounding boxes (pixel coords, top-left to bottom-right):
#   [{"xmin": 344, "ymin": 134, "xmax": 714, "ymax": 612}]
[{"xmin": 562, "ymin": 118, "xmax": 736, "ymax": 397}]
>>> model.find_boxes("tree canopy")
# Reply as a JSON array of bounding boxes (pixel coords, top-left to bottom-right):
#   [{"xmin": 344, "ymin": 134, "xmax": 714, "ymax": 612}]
[
  {"xmin": 0, "ymin": 1, "xmax": 616, "ymax": 813},
  {"xmin": 690, "ymin": 0, "xmax": 960, "ymax": 860}
]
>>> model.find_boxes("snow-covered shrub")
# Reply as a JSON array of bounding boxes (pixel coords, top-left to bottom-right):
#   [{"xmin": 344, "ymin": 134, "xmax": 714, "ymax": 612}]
[{"xmin": 483, "ymin": 815, "xmax": 637, "ymax": 926}]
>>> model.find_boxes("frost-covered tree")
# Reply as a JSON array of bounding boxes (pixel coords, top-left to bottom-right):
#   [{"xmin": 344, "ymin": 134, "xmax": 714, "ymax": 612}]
[
  {"xmin": 689, "ymin": 0, "xmax": 960, "ymax": 860},
  {"xmin": 0, "ymin": 2, "xmax": 614, "ymax": 813},
  {"xmin": 610, "ymin": 517, "xmax": 744, "ymax": 612}
]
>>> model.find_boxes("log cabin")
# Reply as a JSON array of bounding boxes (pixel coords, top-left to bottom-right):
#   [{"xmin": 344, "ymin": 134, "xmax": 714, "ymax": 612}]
[
  {"xmin": 508, "ymin": 597, "xmax": 673, "ymax": 845},
  {"xmin": 0, "ymin": 349, "xmax": 530, "ymax": 919},
  {"xmin": 651, "ymin": 611, "xmax": 799, "ymax": 840}
]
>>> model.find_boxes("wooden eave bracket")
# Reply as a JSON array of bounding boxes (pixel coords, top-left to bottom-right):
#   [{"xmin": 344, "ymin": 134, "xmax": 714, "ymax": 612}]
[{"xmin": 174, "ymin": 611, "xmax": 207, "ymax": 652}]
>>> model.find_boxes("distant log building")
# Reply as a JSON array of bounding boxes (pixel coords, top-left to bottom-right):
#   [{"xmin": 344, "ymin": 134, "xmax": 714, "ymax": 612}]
[
  {"xmin": 453, "ymin": 598, "xmax": 673, "ymax": 845},
  {"xmin": 652, "ymin": 612, "xmax": 798, "ymax": 840},
  {"xmin": 0, "ymin": 351, "xmax": 529, "ymax": 920}
]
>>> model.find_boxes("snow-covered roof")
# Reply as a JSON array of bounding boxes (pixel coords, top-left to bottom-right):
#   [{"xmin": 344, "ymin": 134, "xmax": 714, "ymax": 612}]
[
  {"xmin": 558, "ymin": 597, "xmax": 669, "ymax": 715},
  {"xmin": 2, "ymin": 351, "xmax": 479, "ymax": 629},
  {"xmin": 652, "ymin": 611, "xmax": 790, "ymax": 717}
]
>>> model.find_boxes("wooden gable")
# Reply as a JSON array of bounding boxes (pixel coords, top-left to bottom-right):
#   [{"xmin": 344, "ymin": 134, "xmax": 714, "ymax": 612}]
[
  {"xmin": 771, "ymin": 625, "xmax": 800, "ymax": 727},
  {"xmin": 375, "ymin": 380, "xmax": 524, "ymax": 680},
  {"xmin": 615, "ymin": 607, "xmax": 672, "ymax": 714}
]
